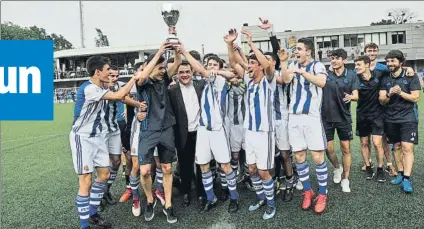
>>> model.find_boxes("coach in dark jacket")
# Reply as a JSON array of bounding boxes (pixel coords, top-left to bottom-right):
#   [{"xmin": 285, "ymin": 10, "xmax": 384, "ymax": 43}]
[{"xmin": 168, "ymin": 60, "xmax": 206, "ymax": 209}]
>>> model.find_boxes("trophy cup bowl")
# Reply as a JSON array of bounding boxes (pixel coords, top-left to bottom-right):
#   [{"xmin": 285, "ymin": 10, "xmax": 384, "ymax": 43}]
[{"xmin": 161, "ymin": 3, "xmax": 181, "ymax": 49}]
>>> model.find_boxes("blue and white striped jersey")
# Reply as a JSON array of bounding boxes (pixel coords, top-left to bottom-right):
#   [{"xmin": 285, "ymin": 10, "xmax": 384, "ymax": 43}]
[
  {"xmin": 72, "ymin": 81, "xmax": 109, "ymax": 137},
  {"xmin": 288, "ymin": 61, "xmax": 327, "ymax": 117},
  {"xmin": 199, "ymin": 75, "xmax": 229, "ymax": 131},
  {"xmin": 227, "ymin": 79, "xmax": 246, "ymax": 125},
  {"xmin": 244, "ymin": 75, "xmax": 277, "ymax": 132},
  {"xmin": 105, "ymin": 81, "xmax": 126, "ymax": 133},
  {"xmin": 273, "ymin": 70, "xmax": 290, "ymax": 121}
]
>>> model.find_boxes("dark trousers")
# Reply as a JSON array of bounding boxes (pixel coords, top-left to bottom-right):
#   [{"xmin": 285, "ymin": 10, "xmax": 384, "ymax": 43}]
[{"xmin": 177, "ymin": 131, "xmax": 205, "ymax": 198}]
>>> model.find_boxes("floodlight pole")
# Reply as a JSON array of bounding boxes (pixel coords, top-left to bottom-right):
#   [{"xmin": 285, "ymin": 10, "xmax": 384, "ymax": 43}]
[{"xmin": 79, "ymin": 1, "xmax": 85, "ymax": 48}]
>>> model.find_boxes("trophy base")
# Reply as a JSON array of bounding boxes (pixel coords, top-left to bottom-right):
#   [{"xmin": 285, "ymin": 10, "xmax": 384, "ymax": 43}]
[{"xmin": 166, "ymin": 37, "xmax": 180, "ymax": 50}]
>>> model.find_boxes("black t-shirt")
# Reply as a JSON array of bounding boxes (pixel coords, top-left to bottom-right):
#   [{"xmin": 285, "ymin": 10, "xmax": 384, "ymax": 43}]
[
  {"xmin": 356, "ymin": 70, "xmax": 389, "ymax": 119},
  {"xmin": 136, "ymin": 73, "xmax": 176, "ymax": 131},
  {"xmin": 322, "ymin": 69, "xmax": 359, "ymax": 123},
  {"xmin": 379, "ymin": 69, "xmax": 421, "ymax": 123}
]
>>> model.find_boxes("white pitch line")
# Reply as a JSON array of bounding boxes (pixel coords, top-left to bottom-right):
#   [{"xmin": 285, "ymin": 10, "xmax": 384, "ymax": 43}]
[{"xmin": 1, "ymin": 133, "xmax": 68, "ymax": 143}]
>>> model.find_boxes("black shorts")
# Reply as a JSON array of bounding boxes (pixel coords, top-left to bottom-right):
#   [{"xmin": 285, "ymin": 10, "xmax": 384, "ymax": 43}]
[
  {"xmin": 118, "ymin": 120, "xmax": 130, "ymax": 151},
  {"xmin": 384, "ymin": 122, "xmax": 418, "ymax": 145},
  {"xmin": 138, "ymin": 127, "xmax": 177, "ymax": 165},
  {"xmin": 356, "ymin": 115, "xmax": 384, "ymax": 137},
  {"xmin": 323, "ymin": 121, "xmax": 353, "ymax": 141}
]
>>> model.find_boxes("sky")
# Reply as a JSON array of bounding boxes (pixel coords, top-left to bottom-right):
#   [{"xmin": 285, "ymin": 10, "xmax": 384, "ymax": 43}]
[{"xmin": 2, "ymin": 1, "xmax": 424, "ymax": 54}]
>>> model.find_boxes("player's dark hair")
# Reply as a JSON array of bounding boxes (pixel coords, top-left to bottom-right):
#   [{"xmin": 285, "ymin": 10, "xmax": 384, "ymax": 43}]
[
  {"xmin": 364, "ymin": 43, "xmax": 379, "ymax": 52},
  {"xmin": 146, "ymin": 52, "xmax": 166, "ymax": 66},
  {"xmin": 297, "ymin": 37, "xmax": 315, "ymax": 57},
  {"xmin": 248, "ymin": 54, "xmax": 261, "ymax": 65},
  {"xmin": 86, "ymin": 56, "xmax": 111, "ymax": 77},
  {"xmin": 385, "ymin": 50, "xmax": 405, "ymax": 63},
  {"xmin": 203, "ymin": 53, "xmax": 217, "ymax": 63},
  {"xmin": 207, "ymin": 55, "xmax": 224, "ymax": 69},
  {"xmin": 178, "ymin": 60, "xmax": 193, "ymax": 71},
  {"xmin": 110, "ymin": 65, "xmax": 119, "ymax": 71},
  {"xmin": 354, "ymin": 55, "xmax": 371, "ymax": 65},
  {"xmin": 249, "ymin": 49, "xmax": 263, "ymax": 56},
  {"xmin": 330, "ymin": 48, "xmax": 348, "ymax": 60},
  {"xmin": 189, "ymin": 50, "xmax": 201, "ymax": 62},
  {"xmin": 133, "ymin": 62, "xmax": 144, "ymax": 71},
  {"xmin": 264, "ymin": 52, "xmax": 278, "ymax": 62}
]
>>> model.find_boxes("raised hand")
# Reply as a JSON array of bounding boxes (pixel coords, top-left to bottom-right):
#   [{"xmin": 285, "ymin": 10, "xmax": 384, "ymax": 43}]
[
  {"xmin": 278, "ymin": 48, "xmax": 289, "ymax": 62},
  {"xmin": 241, "ymin": 29, "xmax": 253, "ymax": 45},
  {"xmin": 158, "ymin": 42, "xmax": 173, "ymax": 55},
  {"xmin": 174, "ymin": 41, "xmax": 186, "ymax": 54},
  {"xmin": 223, "ymin": 28, "xmax": 238, "ymax": 44},
  {"xmin": 258, "ymin": 17, "xmax": 272, "ymax": 30}
]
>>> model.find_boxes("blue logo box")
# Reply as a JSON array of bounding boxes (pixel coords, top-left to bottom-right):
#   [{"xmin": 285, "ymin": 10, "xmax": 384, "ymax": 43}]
[{"xmin": 0, "ymin": 40, "xmax": 54, "ymax": 121}]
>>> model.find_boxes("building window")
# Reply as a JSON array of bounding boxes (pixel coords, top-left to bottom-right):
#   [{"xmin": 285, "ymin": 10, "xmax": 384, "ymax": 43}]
[
  {"xmin": 365, "ymin": 34, "xmax": 372, "ymax": 44},
  {"xmin": 331, "ymin": 36, "xmax": 339, "ymax": 48},
  {"xmin": 379, "ymin": 32, "xmax": 387, "ymax": 45},
  {"xmin": 260, "ymin": 41, "xmax": 270, "ymax": 52},
  {"xmin": 317, "ymin": 36, "xmax": 338, "ymax": 49},
  {"xmin": 392, "ymin": 31, "xmax": 406, "ymax": 44},
  {"xmin": 372, "ymin": 33, "xmax": 380, "ymax": 45}
]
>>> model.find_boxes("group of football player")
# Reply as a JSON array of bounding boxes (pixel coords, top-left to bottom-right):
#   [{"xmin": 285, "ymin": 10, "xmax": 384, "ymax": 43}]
[{"xmin": 70, "ymin": 18, "xmax": 422, "ymax": 229}]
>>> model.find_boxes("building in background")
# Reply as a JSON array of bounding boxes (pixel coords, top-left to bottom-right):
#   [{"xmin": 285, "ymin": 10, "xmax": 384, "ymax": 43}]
[{"xmin": 242, "ymin": 22, "xmax": 424, "ymax": 74}]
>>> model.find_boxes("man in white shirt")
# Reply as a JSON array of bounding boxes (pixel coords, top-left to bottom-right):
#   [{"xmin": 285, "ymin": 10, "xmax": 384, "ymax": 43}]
[{"xmin": 168, "ymin": 60, "xmax": 207, "ymax": 209}]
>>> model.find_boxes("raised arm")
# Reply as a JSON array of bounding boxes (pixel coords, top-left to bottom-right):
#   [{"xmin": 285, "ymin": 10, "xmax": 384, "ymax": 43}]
[
  {"xmin": 258, "ymin": 17, "xmax": 280, "ymax": 70},
  {"xmin": 241, "ymin": 29, "xmax": 272, "ymax": 79},
  {"xmin": 167, "ymin": 49, "xmax": 182, "ymax": 77},
  {"xmin": 224, "ymin": 29, "xmax": 245, "ymax": 78},
  {"xmin": 137, "ymin": 42, "xmax": 171, "ymax": 86},
  {"xmin": 177, "ymin": 42, "xmax": 208, "ymax": 78},
  {"xmin": 279, "ymin": 49, "xmax": 294, "ymax": 84}
]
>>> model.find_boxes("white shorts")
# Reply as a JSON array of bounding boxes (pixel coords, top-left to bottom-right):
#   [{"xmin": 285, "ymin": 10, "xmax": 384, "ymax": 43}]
[
  {"xmin": 70, "ymin": 131, "xmax": 109, "ymax": 174},
  {"xmin": 106, "ymin": 131, "xmax": 122, "ymax": 155},
  {"xmin": 195, "ymin": 126, "xmax": 231, "ymax": 165},
  {"xmin": 275, "ymin": 119, "xmax": 290, "ymax": 151},
  {"xmin": 229, "ymin": 124, "xmax": 245, "ymax": 152},
  {"xmin": 245, "ymin": 130, "xmax": 275, "ymax": 170},
  {"xmin": 288, "ymin": 114, "xmax": 327, "ymax": 152},
  {"xmin": 130, "ymin": 119, "xmax": 141, "ymax": 157}
]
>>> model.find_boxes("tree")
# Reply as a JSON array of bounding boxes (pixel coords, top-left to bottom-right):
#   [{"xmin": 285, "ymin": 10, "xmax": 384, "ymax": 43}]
[
  {"xmin": 371, "ymin": 8, "xmax": 418, "ymax": 26},
  {"xmin": 94, "ymin": 28, "xmax": 109, "ymax": 47},
  {"xmin": 1, "ymin": 21, "xmax": 73, "ymax": 51}
]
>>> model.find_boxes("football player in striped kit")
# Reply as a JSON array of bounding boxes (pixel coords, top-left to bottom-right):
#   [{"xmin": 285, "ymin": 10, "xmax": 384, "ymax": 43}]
[
  {"xmin": 71, "ymin": 56, "xmax": 142, "ymax": 229},
  {"xmin": 227, "ymin": 28, "xmax": 278, "ymax": 220},
  {"xmin": 281, "ymin": 38, "xmax": 329, "ymax": 214},
  {"xmin": 186, "ymin": 40, "xmax": 241, "ymax": 214}
]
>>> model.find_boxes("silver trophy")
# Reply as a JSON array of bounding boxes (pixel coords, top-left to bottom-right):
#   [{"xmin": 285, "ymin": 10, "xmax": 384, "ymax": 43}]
[{"xmin": 161, "ymin": 3, "xmax": 181, "ymax": 47}]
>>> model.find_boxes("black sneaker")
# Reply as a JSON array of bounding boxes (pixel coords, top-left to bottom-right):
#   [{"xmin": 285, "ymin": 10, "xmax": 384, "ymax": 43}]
[
  {"xmin": 376, "ymin": 167, "xmax": 386, "ymax": 183},
  {"xmin": 197, "ymin": 196, "xmax": 206, "ymax": 210},
  {"xmin": 89, "ymin": 213, "xmax": 112, "ymax": 229},
  {"xmin": 200, "ymin": 197, "xmax": 217, "ymax": 214},
  {"xmin": 228, "ymin": 199, "xmax": 239, "ymax": 213},
  {"xmin": 104, "ymin": 192, "xmax": 117, "ymax": 205},
  {"xmin": 366, "ymin": 166, "xmax": 375, "ymax": 180},
  {"xmin": 219, "ymin": 188, "xmax": 229, "ymax": 202},
  {"xmin": 282, "ymin": 186, "xmax": 294, "ymax": 202},
  {"xmin": 163, "ymin": 206, "xmax": 178, "ymax": 224},
  {"xmin": 98, "ymin": 198, "xmax": 106, "ymax": 212},
  {"xmin": 144, "ymin": 199, "xmax": 157, "ymax": 222}
]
